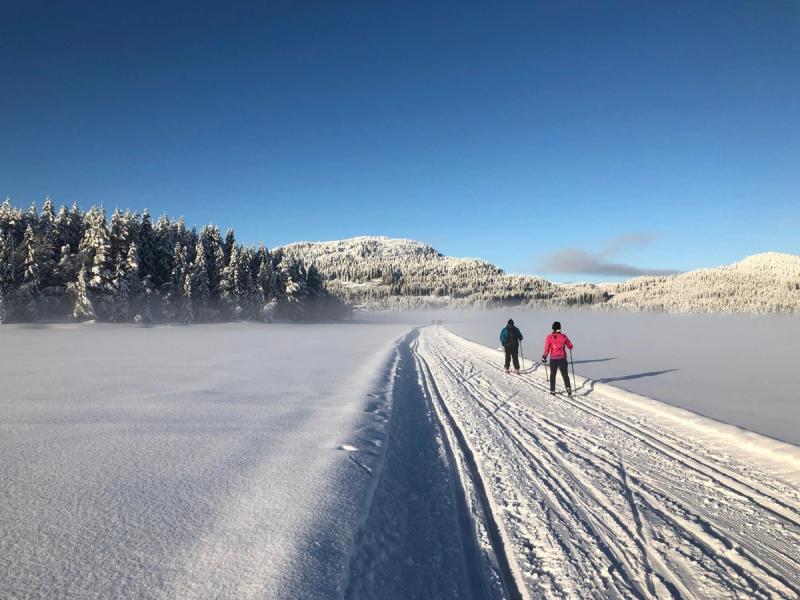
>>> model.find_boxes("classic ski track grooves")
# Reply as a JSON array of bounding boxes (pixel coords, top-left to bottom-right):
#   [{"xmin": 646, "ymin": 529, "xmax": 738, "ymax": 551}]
[
  {"xmin": 412, "ymin": 334, "xmax": 526, "ymax": 600},
  {"xmin": 413, "ymin": 326, "xmax": 800, "ymax": 600}
]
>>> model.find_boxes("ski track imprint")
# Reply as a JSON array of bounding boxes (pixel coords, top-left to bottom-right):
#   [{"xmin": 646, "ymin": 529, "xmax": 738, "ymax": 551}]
[{"xmin": 412, "ymin": 326, "xmax": 800, "ymax": 600}]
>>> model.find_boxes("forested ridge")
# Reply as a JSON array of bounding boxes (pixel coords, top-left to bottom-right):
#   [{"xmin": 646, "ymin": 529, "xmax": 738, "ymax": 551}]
[
  {"xmin": 3, "ymin": 199, "xmax": 797, "ymax": 324},
  {"xmin": 280, "ymin": 237, "xmax": 800, "ymax": 314},
  {"xmin": 0, "ymin": 199, "xmax": 348, "ymax": 324}
]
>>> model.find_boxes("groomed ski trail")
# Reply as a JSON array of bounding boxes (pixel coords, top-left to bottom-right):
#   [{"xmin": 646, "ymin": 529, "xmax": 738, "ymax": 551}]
[{"xmin": 412, "ymin": 326, "xmax": 800, "ymax": 600}]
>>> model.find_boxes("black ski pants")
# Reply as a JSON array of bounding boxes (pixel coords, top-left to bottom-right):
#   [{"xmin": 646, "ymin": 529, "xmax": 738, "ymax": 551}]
[
  {"xmin": 550, "ymin": 358, "xmax": 571, "ymax": 391},
  {"xmin": 504, "ymin": 345, "xmax": 520, "ymax": 370}
]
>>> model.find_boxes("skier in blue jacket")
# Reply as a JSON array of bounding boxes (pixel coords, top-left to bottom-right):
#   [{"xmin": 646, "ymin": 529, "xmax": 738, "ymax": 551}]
[{"xmin": 500, "ymin": 319, "xmax": 524, "ymax": 373}]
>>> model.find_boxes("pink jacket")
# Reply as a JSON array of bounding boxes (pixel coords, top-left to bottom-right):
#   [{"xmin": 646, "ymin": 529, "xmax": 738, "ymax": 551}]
[{"xmin": 543, "ymin": 332, "xmax": 573, "ymax": 360}]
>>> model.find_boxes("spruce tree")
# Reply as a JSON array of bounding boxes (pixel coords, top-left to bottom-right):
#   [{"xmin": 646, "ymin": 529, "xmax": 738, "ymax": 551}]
[
  {"xmin": 109, "ymin": 208, "xmax": 128, "ymax": 262},
  {"xmin": 190, "ymin": 238, "xmax": 210, "ymax": 321},
  {"xmin": 110, "ymin": 251, "xmax": 131, "ymax": 322},
  {"xmin": 0, "ymin": 233, "xmax": 11, "ymax": 322},
  {"xmin": 153, "ymin": 214, "xmax": 175, "ymax": 289},
  {"xmin": 223, "ymin": 228, "xmax": 236, "ymax": 267},
  {"xmin": 66, "ymin": 202, "xmax": 85, "ymax": 253},
  {"xmin": 70, "ymin": 263, "xmax": 96, "ymax": 321},
  {"xmin": 20, "ymin": 224, "xmax": 41, "ymax": 318},
  {"xmin": 180, "ymin": 272, "xmax": 194, "ymax": 324},
  {"xmin": 137, "ymin": 209, "xmax": 157, "ymax": 283},
  {"xmin": 219, "ymin": 244, "xmax": 238, "ymax": 317},
  {"xmin": 165, "ymin": 242, "xmax": 188, "ymax": 320},
  {"xmin": 124, "ymin": 242, "xmax": 145, "ymax": 322}
]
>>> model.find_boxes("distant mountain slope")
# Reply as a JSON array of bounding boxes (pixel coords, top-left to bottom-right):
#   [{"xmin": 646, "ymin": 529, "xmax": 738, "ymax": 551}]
[
  {"xmin": 279, "ymin": 236, "xmax": 603, "ymax": 309},
  {"xmin": 279, "ymin": 236, "xmax": 591, "ymax": 308},
  {"xmin": 280, "ymin": 238, "xmax": 800, "ymax": 314},
  {"xmin": 604, "ymin": 252, "xmax": 800, "ymax": 313}
]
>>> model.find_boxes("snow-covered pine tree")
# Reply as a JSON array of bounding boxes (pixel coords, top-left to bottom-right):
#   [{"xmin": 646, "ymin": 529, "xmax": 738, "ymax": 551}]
[
  {"xmin": 70, "ymin": 263, "xmax": 96, "ymax": 321},
  {"xmin": 137, "ymin": 209, "xmax": 157, "ymax": 285},
  {"xmin": 190, "ymin": 237, "xmax": 211, "ymax": 321},
  {"xmin": 306, "ymin": 264, "xmax": 324, "ymax": 296},
  {"xmin": 109, "ymin": 208, "xmax": 129, "ymax": 262},
  {"xmin": 0, "ymin": 199, "xmax": 13, "ymax": 234},
  {"xmin": 180, "ymin": 271, "xmax": 194, "ymax": 324},
  {"xmin": 219, "ymin": 244, "xmax": 238, "ymax": 318},
  {"xmin": 20, "ymin": 224, "xmax": 41, "ymax": 319},
  {"xmin": 40, "ymin": 197, "xmax": 56, "ymax": 239},
  {"xmin": 53, "ymin": 205, "xmax": 70, "ymax": 252},
  {"xmin": 198, "ymin": 225, "xmax": 224, "ymax": 308},
  {"xmin": 66, "ymin": 203, "xmax": 86, "ymax": 253},
  {"xmin": 236, "ymin": 245, "xmax": 258, "ymax": 319},
  {"xmin": 110, "ymin": 250, "xmax": 131, "ymax": 322},
  {"xmin": 278, "ymin": 255, "xmax": 308, "ymax": 319},
  {"xmin": 125, "ymin": 241, "xmax": 143, "ymax": 315},
  {"xmin": 163, "ymin": 242, "xmax": 188, "ymax": 321},
  {"xmin": 255, "ymin": 243, "xmax": 278, "ymax": 321},
  {"xmin": 153, "ymin": 214, "xmax": 176, "ymax": 290},
  {"xmin": 0, "ymin": 233, "xmax": 13, "ymax": 322},
  {"xmin": 25, "ymin": 201, "xmax": 38, "ymax": 232},
  {"xmin": 223, "ymin": 228, "xmax": 236, "ymax": 268},
  {"xmin": 77, "ymin": 208, "xmax": 114, "ymax": 318}
]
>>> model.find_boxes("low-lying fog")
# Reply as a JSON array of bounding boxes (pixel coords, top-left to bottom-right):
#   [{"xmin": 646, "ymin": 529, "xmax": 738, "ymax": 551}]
[{"xmin": 361, "ymin": 309, "xmax": 800, "ymax": 445}]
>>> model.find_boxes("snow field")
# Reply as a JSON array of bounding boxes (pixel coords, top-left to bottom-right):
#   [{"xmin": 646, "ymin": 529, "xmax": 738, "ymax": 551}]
[
  {"xmin": 3, "ymin": 321, "xmax": 799, "ymax": 599},
  {"xmin": 414, "ymin": 326, "xmax": 800, "ymax": 599},
  {"xmin": 0, "ymin": 322, "xmax": 409, "ymax": 599},
  {"xmin": 442, "ymin": 308, "xmax": 800, "ymax": 445}
]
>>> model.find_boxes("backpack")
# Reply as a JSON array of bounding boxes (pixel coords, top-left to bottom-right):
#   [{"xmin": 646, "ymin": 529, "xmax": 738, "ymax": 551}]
[{"xmin": 506, "ymin": 327, "xmax": 518, "ymax": 345}]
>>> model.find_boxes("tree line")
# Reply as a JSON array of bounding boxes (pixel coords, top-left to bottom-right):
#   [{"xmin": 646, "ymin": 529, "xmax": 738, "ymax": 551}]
[
  {"xmin": 280, "ymin": 237, "xmax": 799, "ymax": 314},
  {"xmin": 0, "ymin": 199, "xmax": 349, "ymax": 324}
]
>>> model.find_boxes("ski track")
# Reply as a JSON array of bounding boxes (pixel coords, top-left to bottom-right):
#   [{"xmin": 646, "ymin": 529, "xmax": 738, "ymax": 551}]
[{"xmin": 412, "ymin": 326, "xmax": 800, "ymax": 600}]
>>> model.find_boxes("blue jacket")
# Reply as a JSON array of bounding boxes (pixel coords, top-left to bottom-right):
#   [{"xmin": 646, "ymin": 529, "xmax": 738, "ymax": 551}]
[{"xmin": 500, "ymin": 326, "xmax": 523, "ymax": 346}]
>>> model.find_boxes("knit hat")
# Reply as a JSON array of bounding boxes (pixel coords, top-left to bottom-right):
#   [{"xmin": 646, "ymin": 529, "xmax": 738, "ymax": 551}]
[
  {"xmin": 552, "ymin": 321, "xmax": 561, "ymax": 332},
  {"xmin": 508, "ymin": 319, "xmax": 514, "ymax": 326}
]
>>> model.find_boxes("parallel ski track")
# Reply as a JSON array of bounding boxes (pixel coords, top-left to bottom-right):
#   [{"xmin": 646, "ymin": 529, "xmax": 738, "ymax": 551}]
[
  {"xmin": 411, "ymin": 333, "xmax": 525, "ymax": 600},
  {"xmin": 415, "ymin": 327, "xmax": 800, "ymax": 599}
]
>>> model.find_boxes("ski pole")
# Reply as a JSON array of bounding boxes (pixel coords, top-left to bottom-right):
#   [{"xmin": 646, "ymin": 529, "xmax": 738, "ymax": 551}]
[{"xmin": 569, "ymin": 347, "xmax": 576, "ymax": 390}]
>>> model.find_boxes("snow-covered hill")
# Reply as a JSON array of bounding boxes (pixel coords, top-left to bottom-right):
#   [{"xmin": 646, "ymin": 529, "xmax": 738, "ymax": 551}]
[
  {"xmin": 279, "ymin": 236, "xmax": 602, "ymax": 309},
  {"xmin": 604, "ymin": 252, "xmax": 800, "ymax": 313},
  {"xmin": 280, "ymin": 237, "xmax": 800, "ymax": 314}
]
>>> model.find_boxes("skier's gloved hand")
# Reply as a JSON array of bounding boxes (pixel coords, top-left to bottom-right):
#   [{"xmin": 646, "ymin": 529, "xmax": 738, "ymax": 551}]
[{"xmin": 541, "ymin": 356, "xmax": 547, "ymax": 363}]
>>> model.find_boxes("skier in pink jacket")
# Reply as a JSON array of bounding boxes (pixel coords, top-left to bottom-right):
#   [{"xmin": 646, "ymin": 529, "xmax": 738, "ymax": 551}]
[{"xmin": 542, "ymin": 321, "xmax": 573, "ymax": 395}]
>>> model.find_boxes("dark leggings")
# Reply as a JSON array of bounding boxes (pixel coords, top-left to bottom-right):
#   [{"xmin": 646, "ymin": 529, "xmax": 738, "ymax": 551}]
[
  {"xmin": 550, "ymin": 358, "xmax": 571, "ymax": 391},
  {"xmin": 504, "ymin": 346, "xmax": 520, "ymax": 370}
]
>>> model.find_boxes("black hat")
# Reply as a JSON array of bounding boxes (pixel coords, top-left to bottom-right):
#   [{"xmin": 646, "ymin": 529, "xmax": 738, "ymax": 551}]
[
  {"xmin": 552, "ymin": 321, "xmax": 561, "ymax": 331},
  {"xmin": 508, "ymin": 319, "xmax": 514, "ymax": 325}
]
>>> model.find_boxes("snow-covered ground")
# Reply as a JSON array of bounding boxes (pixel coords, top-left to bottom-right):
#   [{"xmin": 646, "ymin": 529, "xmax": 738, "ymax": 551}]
[
  {"xmin": 414, "ymin": 326, "xmax": 800, "ymax": 598},
  {"xmin": 0, "ymin": 322, "xmax": 410, "ymax": 599},
  {"xmin": 438, "ymin": 309, "xmax": 800, "ymax": 445},
  {"xmin": 2, "ymin": 320, "xmax": 799, "ymax": 598}
]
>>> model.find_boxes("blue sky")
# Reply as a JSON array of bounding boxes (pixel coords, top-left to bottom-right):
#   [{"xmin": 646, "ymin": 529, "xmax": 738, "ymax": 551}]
[{"xmin": 1, "ymin": 1, "xmax": 798, "ymax": 281}]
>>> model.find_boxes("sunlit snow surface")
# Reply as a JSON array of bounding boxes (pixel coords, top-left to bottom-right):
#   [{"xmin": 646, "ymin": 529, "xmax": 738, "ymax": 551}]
[
  {"xmin": 0, "ymin": 322, "xmax": 409, "ymax": 599},
  {"xmin": 434, "ymin": 309, "xmax": 800, "ymax": 445},
  {"xmin": 2, "ymin": 313, "xmax": 799, "ymax": 599}
]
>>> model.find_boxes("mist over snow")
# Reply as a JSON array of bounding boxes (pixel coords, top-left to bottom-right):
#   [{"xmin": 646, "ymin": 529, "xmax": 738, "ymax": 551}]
[{"xmin": 436, "ymin": 308, "xmax": 800, "ymax": 445}]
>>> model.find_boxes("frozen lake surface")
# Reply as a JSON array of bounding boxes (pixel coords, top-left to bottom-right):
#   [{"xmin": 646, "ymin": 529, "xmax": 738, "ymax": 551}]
[
  {"xmin": 1, "ymin": 315, "xmax": 798, "ymax": 598},
  {"xmin": 435, "ymin": 309, "xmax": 800, "ymax": 445},
  {"xmin": 0, "ymin": 322, "xmax": 409, "ymax": 598}
]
